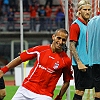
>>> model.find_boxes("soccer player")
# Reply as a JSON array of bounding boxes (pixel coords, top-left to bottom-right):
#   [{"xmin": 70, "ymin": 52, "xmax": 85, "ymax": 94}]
[
  {"xmin": 87, "ymin": 15, "xmax": 100, "ymax": 100},
  {"xmin": 0, "ymin": 28, "xmax": 73, "ymax": 100},
  {"xmin": 69, "ymin": 0, "xmax": 93, "ymax": 100}
]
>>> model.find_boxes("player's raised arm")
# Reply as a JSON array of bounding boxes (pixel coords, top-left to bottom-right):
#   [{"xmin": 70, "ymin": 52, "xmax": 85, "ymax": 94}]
[{"xmin": 0, "ymin": 56, "xmax": 22, "ymax": 78}]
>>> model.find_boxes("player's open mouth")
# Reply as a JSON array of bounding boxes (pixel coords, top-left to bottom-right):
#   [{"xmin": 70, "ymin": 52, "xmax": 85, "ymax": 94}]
[{"xmin": 56, "ymin": 44, "xmax": 62, "ymax": 49}]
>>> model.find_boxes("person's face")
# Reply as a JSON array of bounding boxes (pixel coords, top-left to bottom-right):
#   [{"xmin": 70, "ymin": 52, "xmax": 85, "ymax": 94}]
[
  {"xmin": 79, "ymin": 4, "xmax": 91, "ymax": 21},
  {"xmin": 52, "ymin": 31, "xmax": 68, "ymax": 52}
]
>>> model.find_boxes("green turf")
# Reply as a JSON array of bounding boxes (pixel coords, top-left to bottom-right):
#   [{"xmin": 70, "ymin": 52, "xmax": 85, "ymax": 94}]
[
  {"xmin": 3, "ymin": 75, "xmax": 94, "ymax": 100},
  {"xmin": 3, "ymin": 85, "xmax": 94, "ymax": 100},
  {"xmin": 4, "ymin": 86, "xmax": 19, "ymax": 100},
  {"xmin": 3, "ymin": 86, "xmax": 74, "ymax": 100},
  {"xmin": 3, "ymin": 75, "xmax": 75, "ymax": 100}
]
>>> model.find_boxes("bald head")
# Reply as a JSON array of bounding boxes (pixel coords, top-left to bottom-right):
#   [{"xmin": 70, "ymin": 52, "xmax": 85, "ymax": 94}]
[{"xmin": 55, "ymin": 28, "xmax": 68, "ymax": 35}]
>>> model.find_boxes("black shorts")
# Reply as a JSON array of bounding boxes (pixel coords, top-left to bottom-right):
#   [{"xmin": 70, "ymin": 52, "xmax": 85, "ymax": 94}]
[
  {"xmin": 73, "ymin": 65, "xmax": 93, "ymax": 90},
  {"xmin": 0, "ymin": 77, "xmax": 5, "ymax": 89},
  {"xmin": 92, "ymin": 64, "xmax": 100, "ymax": 92}
]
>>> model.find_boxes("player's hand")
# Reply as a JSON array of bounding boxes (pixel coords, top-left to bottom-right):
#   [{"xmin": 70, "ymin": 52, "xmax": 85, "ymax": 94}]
[
  {"xmin": 0, "ymin": 70, "xmax": 4, "ymax": 78},
  {"xmin": 54, "ymin": 95, "xmax": 62, "ymax": 100},
  {"xmin": 77, "ymin": 61, "xmax": 88, "ymax": 72}
]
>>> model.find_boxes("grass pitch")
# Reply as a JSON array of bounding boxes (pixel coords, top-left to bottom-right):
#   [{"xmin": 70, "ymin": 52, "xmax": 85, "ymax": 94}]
[
  {"xmin": 4, "ymin": 86, "xmax": 74, "ymax": 100},
  {"xmin": 3, "ymin": 74, "xmax": 75, "ymax": 100},
  {"xmin": 3, "ymin": 74, "xmax": 94, "ymax": 100}
]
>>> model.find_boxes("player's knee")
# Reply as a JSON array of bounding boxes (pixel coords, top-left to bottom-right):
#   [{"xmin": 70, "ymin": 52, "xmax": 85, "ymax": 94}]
[
  {"xmin": 75, "ymin": 90, "xmax": 84, "ymax": 96},
  {"xmin": 0, "ymin": 89, "xmax": 6, "ymax": 99},
  {"xmin": 95, "ymin": 92, "xmax": 100, "ymax": 98}
]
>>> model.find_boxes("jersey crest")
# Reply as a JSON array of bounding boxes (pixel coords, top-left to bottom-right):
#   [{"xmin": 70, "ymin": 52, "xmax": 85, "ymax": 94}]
[{"xmin": 53, "ymin": 61, "xmax": 59, "ymax": 69}]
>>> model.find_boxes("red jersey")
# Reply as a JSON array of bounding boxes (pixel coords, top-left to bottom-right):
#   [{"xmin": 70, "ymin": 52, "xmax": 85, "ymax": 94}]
[
  {"xmin": 97, "ymin": 11, "xmax": 100, "ymax": 15},
  {"xmin": 20, "ymin": 45, "xmax": 72, "ymax": 97},
  {"xmin": 70, "ymin": 17, "xmax": 87, "ymax": 42},
  {"xmin": 45, "ymin": 7, "xmax": 52, "ymax": 17},
  {"xmin": 30, "ymin": 6, "xmax": 37, "ymax": 18}
]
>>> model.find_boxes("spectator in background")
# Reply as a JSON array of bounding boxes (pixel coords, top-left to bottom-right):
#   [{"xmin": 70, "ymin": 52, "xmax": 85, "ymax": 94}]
[
  {"xmin": 0, "ymin": 0, "xmax": 3, "ymax": 8},
  {"xmin": 2, "ymin": 0, "xmax": 10, "ymax": 15},
  {"xmin": 29, "ymin": 0, "xmax": 39, "ymax": 11},
  {"xmin": 55, "ymin": 7, "xmax": 65, "ymax": 29},
  {"xmin": 9, "ymin": 0, "xmax": 17, "ymax": 12},
  {"xmin": 45, "ymin": 0, "xmax": 53, "ymax": 8},
  {"xmin": 0, "ymin": 7, "xmax": 3, "ymax": 29},
  {"xmin": 7, "ymin": 7, "xmax": 15, "ymax": 31},
  {"xmin": 55, "ymin": 5, "xmax": 62, "ymax": 15},
  {"xmin": 35, "ymin": 15, "xmax": 40, "ymax": 32},
  {"xmin": 68, "ymin": 1, "xmax": 74, "ymax": 27},
  {"xmin": 45, "ymin": 4, "xmax": 52, "ymax": 32},
  {"xmin": 15, "ymin": 0, "xmax": 20, "ymax": 12},
  {"xmin": 29, "ymin": 5, "xmax": 37, "ymax": 32},
  {"xmin": 0, "ymin": 7, "xmax": 3, "ymax": 18},
  {"xmin": 23, "ymin": 0, "xmax": 29, "ymax": 12},
  {"xmin": 38, "ymin": 5, "xmax": 46, "ymax": 31}
]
